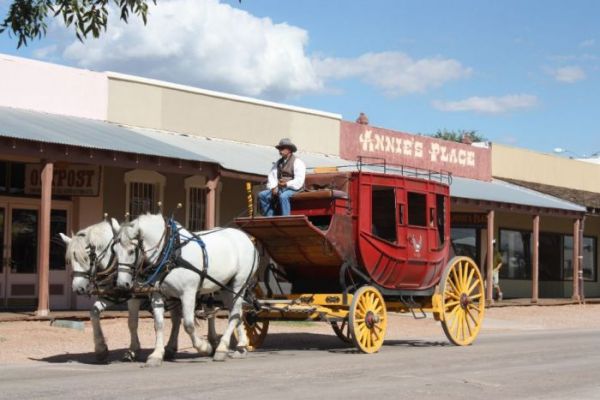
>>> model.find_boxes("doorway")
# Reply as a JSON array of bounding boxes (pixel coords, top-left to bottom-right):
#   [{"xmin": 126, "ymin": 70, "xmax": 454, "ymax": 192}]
[{"xmin": 0, "ymin": 199, "xmax": 71, "ymax": 309}]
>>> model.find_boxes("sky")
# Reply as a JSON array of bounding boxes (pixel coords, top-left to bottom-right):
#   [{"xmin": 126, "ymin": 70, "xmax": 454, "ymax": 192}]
[{"xmin": 1, "ymin": 0, "xmax": 600, "ymax": 157}]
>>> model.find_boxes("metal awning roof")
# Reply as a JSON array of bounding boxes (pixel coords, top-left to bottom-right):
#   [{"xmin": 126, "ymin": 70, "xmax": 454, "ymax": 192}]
[
  {"xmin": 0, "ymin": 106, "xmax": 586, "ymax": 214},
  {"xmin": 451, "ymin": 176, "xmax": 586, "ymax": 213},
  {"xmin": 0, "ymin": 106, "xmax": 216, "ymax": 163},
  {"xmin": 130, "ymin": 126, "xmax": 351, "ymax": 175},
  {"xmin": 130, "ymin": 127, "xmax": 587, "ymax": 213}
]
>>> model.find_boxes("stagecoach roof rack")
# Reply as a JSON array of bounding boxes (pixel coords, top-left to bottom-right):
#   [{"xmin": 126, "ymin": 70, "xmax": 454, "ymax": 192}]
[{"xmin": 308, "ymin": 156, "xmax": 452, "ymax": 186}]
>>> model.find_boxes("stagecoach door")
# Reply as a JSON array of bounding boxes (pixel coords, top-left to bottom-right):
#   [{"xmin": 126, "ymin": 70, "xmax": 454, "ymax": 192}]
[{"xmin": 0, "ymin": 201, "xmax": 71, "ymax": 309}]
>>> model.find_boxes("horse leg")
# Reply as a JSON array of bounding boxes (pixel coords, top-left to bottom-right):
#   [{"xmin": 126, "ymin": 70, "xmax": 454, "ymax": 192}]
[
  {"xmin": 90, "ymin": 299, "xmax": 110, "ymax": 363},
  {"xmin": 207, "ymin": 313, "xmax": 218, "ymax": 350},
  {"xmin": 181, "ymin": 291, "xmax": 213, "ymax": 357},
  {"xmin": 144, "ymin": 292, "xmax": 166, "ymax": 367},
  {"xmin": 214, "ymin": 291, "xmax": 247, "ymax": 361},
  {"xmin": 122, "ymin": 298, "xmax": 142, "ymax": 362},
  {"xmin": 164, "ymin": 301, "xmax": 182, "ymax": 361}
]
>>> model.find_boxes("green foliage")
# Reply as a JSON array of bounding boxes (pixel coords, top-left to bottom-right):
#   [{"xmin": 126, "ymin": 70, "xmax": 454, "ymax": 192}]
[
  {"xmin": 430, "ymin": 129, "xmax": 487, "ymax": 143},
  {"xmin": 0, "ymin": 0, "xmax": 157, "ymax": 48}
]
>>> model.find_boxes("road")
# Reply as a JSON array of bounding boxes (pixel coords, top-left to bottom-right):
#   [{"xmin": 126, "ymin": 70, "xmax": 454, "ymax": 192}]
[{"xmin": 0, "ymin": 329, "xmax": 599, "ymax": 400}]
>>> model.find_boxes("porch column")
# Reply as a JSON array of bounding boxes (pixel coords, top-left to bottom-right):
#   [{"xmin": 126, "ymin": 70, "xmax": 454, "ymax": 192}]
[
  {"xmin": 531, "ymin": 214, "xmax": 540, "ymax": 304},
  {"xmin": 486, "ymin": 210, "xmax": 494, "ymax": 305},
  {"xmin": 205, "ymin": 174, "xmax": 220, "ymax": 229},
  {"xmin": 37, "ymin": 161, "xmax": 53, "ymax": 317},
  {"xmin": 572, "ymin": 218, "xmax": 581, "ymax": 303}
]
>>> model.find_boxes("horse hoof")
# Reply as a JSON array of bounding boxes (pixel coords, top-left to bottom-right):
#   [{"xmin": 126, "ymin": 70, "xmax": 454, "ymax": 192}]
[
  {"xmin": 95, "ymin": 348, "xmax": 109, "ymax": 363},
  {"xmin": 229, "ymin": 349, "xmax": 248, "ymax": 359},
  {"xmin": 122, "ymin": 350, "xmax": 137, "ymax": 362},
  {"xmin": 212, "ymin": 351, "xmax": 227, "ymax": 362},
  {"xmin": 164, "ymin": 347, "xmax": 177, "ymax": 361},
  {"xmin": 144, "ymin": 357, "xmax": 163, "ymax": 368}
]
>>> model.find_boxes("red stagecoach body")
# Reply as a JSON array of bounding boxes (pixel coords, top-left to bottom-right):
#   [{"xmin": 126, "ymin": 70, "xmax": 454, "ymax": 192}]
[{"xmin": 237, "ymin": 168, "xmax": 452, "ymax": 296}]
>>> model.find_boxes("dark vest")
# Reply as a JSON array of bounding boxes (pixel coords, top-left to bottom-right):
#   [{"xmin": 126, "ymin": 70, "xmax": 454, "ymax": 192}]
[{"xmin": 277, "ymin": 154, "xmax": 296, "ymax": 182}]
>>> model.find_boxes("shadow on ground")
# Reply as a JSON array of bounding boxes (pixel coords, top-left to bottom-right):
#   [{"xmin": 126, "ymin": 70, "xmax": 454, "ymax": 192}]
[{"xmin": 30, "ymin": 333, "xmax": 449, "ymax": 364}]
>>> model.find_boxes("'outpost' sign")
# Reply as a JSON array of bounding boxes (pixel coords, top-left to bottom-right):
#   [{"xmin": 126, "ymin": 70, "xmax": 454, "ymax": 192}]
[
  {"xmin": 340, "ymin": 121, "xmax": 492, "ymax": 181},
  {"xmin": 25, "ymin": 164, "xmax": 100, "ymax": 196}
]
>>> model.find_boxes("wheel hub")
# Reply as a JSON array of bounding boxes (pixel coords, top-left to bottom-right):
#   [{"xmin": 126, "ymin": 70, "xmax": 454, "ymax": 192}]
[
  {"xmin": 365, "ymin": 311, "xmax": 380, "ymax": 328},
  {"xmin": 460, "ymin": 293, "xmax": 470, "ymax": 309}
]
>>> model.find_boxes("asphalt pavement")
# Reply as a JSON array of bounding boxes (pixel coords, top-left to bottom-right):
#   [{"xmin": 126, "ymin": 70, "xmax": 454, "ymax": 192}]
[{"xmin": 0, "ymin": 328, "xmax": 598, "ymax": 400}]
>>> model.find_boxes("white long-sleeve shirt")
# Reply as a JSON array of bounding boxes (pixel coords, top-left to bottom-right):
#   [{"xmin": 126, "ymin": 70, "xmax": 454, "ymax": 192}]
[{"xmin": 266, "ymin": 156, "xmax": 306, "ymax": 190}]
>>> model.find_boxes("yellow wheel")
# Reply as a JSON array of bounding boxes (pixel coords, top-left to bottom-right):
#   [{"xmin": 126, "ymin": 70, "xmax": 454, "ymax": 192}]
[
  {"xmin": 440, "ymin": 256, "xmax": 485, "ymax": 346},
  {"xmin": 234, "ymin": 312, "xmax": 269, "ymax": 352},
  {"xmin": 349, "ymin": 286, "xmax": 387, "ymax": 353},
  {"xmin": 331, "ymin": 319, "xmax": 353, "ymax": 344}
]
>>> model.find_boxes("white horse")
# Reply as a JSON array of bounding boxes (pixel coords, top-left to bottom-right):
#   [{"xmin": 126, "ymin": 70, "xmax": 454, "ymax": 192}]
[
  {"xmin": 61, "ymin": 220, "xmax": 216, "ymax": 363},
  {"xmin": 113, "ymin": 213, "xmax": 258, "ymax": 365}
]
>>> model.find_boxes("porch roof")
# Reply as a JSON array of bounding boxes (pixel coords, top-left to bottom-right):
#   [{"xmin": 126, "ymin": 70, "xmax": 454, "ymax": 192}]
[
  {"xmin": 0, "ymin": 106, "xmax": 216, "ymax": 163},
  {"xmin": 130, "ymin": 127, "xmax": 587, "ymax": 213}
]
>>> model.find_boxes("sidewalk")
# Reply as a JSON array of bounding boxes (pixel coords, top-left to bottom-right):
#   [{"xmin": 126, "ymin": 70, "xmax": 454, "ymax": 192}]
[{"xmin": 2, "ymin": 297, "xmax": 598, "ymax": 323}]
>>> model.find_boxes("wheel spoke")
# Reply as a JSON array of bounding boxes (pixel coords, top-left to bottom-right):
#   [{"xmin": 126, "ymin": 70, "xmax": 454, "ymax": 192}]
[
  {"xmin": 469, "ymin": 293, "xmax": 483, "ymax": 301},
  {"xmin": 447, "ymin": 276, "xmax": 461, "ymax": 296},
  {"xmin": 466, "ymin": 279, "xmax": 480, "ymax": 296},
  {"xmin": 444, "ymin": 300, "xmax": 460, "ymax": 309},
  {"xmin": 464, "ymin": 268, "xmax": 475, "ymax": 292},
  {"xmin": 444, "ymin": 290, "xmax": 460, "ymax": 300}
]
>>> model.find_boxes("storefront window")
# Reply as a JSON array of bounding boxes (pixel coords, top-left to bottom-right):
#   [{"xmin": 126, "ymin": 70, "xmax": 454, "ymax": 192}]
[
  {"xmin": 451, "ymin": 227, "xmax": 479, "ymax": 262},
  {"xmin": 564, "ymin": 236, "xmax": 596, "ymax": 281},
  {"xmin": 50, "ymin": 210, "xmax": 68, "ymax": 270},
  {"xmin": 188, "ymin": 187, "xmax": 207, "ymax": 232},
  {"xmin": 539, "ymin": 233, "xmax": 562, "ymax": 281},
  {"xmin": 124, "ymin": 169, "xmax": 165, "ymax": 219},
  {"xmin": 499, "ymin": 229, "xmax": 531, "ymax": 279},
  {"xmin": 0, "ymin": 161, "xmax": 26, "ymax": 195}
]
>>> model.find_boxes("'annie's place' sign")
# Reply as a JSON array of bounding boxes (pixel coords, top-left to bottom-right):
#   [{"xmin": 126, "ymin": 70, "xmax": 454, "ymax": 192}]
[{"xmin": 340, "ymin": 121, "xmax": 492, "ymax": 181}]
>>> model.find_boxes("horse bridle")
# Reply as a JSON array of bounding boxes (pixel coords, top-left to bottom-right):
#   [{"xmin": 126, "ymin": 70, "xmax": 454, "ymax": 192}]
[
  {"xmin": 116, "ymin": 221, "xmax": 171, "ymax": 284},
  {"xmin": 71, "ymin": 234, "xmax": 118, "ymax": 291}
]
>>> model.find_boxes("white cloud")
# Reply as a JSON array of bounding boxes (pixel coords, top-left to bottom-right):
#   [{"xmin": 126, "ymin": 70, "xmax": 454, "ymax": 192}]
[
  {"xmin": 314, "ymin": 52, "xmax": 471, "ymax": 97},
  {"xmin": 36, "ymin": 0, "xmax": 471, "ymax": 100},
  {"xmin": 432, "ymin": 95, "xmax": 538, "ymax": 114},
  {"xmin": 579, "ymin": 39, "xmax": 595, "ymax": 48},
  {"xmin": 550, "ymin": 66, "xmax": 586, "ymax": 83},
  {"xmin": 59, "ymin": 0, "xmax": 323, "ymax": 98},
  {"xmin": 32, "ymin": 44, "xmax": 58, "ymax": 59}
]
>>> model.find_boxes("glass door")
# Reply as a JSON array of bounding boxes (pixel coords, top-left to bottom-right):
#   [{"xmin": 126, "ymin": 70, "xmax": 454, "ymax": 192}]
[
  {"xmin": 6, "ymin": 206, "xmax": 39, "ymax": 308},
  {"xmin": 1, "ymin": 203, "xmax": 71, "ymax": 309}
]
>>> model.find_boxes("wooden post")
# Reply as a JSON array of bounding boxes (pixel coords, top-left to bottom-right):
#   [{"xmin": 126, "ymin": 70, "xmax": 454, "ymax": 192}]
[
  {"xmin": 205, "ymin": 173, "xmax": 220, "ymax": 229},
  {"xmin": 486, "ymin": 210, "xmax": 494, "ymax": 305},
  {"xmin": 572, "ymin": 218, "xmax": 581, "ymax": 302},
  {"xmin": 37, "ymin": 161, "xmax": 53, "ymax": 317},
  {"xmin": 531, "ymin": 214, "xmax": 540, "ymax": 304}
]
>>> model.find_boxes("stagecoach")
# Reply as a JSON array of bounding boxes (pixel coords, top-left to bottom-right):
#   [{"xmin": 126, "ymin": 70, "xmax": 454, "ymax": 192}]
[{"xmin": 235, "ymin": 162, "xmax": 485, "ymax": 353}]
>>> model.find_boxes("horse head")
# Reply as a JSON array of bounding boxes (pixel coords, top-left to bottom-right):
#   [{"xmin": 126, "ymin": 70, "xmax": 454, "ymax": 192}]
[
  {"xmin": 61, "ymin": 219, "xmax": 119, "ymax": 295},
  {"xmin": 115, "ymin": 213, "xmax": 167, "ymax": 290}
]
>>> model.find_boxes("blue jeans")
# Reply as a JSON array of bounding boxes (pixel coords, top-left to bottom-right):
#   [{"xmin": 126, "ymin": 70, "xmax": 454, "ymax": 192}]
[{"xmin": 259, "ymin": 188, "xmax": 298, "ymax": 216}]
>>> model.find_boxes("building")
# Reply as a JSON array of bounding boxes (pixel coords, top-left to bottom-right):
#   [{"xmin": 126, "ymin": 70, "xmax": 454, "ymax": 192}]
[{"xmin": 0, "ymin": 53, "xmax": 597, "ymax": 313}]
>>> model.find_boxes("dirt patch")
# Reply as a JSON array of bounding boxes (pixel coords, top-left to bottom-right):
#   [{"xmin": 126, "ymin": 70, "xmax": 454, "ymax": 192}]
[{"xmin": 0, "ymin": 304, "xmax": 599, "ymax": 364}]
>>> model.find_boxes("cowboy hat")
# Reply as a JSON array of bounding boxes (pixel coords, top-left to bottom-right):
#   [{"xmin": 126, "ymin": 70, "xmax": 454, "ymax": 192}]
[{"xmin": 275, "ymin": 138, "xmax": 297, "ymax": 152}]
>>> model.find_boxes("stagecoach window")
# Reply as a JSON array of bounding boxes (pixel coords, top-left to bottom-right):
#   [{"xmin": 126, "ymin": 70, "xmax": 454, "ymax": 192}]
[
  {"xmin": 436, "ymin": 194, "xmax": 446, "ymax": 244},
  {"xmin": 407, "ymin": 192, "xmax": 427, "ymax": 227},
  {"xmin": 371, "ymin": 186, "xmax": 397, "ymax": 242}
]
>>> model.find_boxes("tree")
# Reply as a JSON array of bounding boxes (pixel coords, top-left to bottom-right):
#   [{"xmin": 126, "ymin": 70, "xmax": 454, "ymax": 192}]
[
  {"xmin": 430, "ymin": 129, "xmax": 487, "ymax": 144},
  {"xmin": 1, "ymin": 0, "xmax": 156, "ymax": 48}
]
